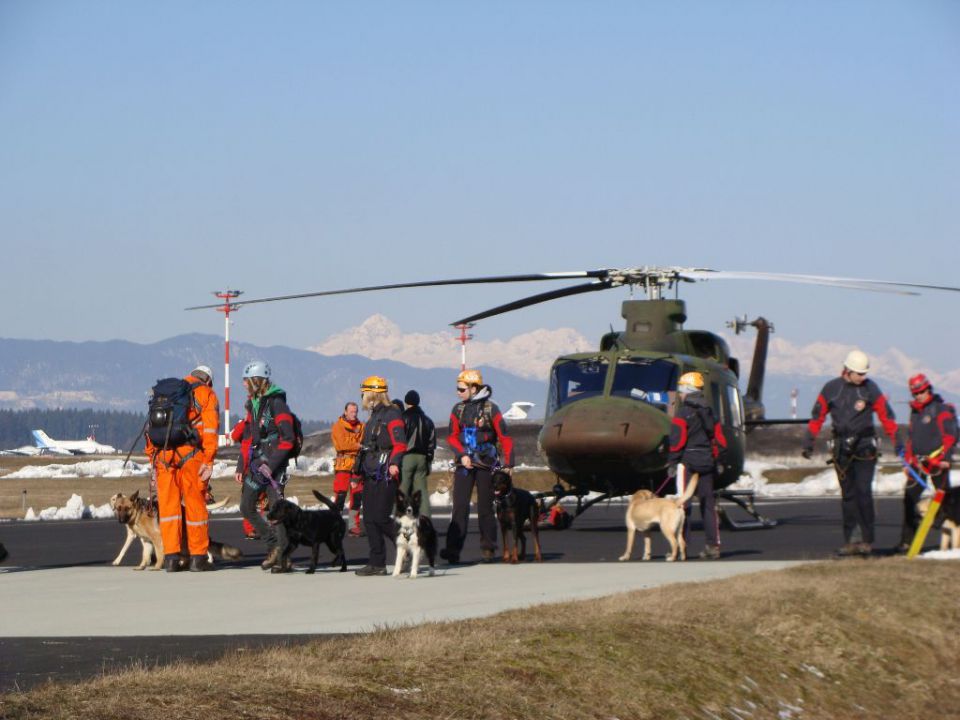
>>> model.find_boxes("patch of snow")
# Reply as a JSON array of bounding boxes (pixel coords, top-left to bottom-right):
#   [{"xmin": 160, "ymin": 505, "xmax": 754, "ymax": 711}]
[
  {"xmin": 919, "ymin": 548, "xmax": 960, "ymax": 560},
  {"xmin": 730, "ymin": 460, "xmax": 906, "ymax": 498},
  {"xmin": 6, "ymin": 460, "xmax": 150, "ymax": 479}
]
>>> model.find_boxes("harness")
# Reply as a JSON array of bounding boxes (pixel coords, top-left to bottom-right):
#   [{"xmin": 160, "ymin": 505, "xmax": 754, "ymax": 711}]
[{"xmin": 457, "ymin": 400, "xmax": 499, "ymax": 467}]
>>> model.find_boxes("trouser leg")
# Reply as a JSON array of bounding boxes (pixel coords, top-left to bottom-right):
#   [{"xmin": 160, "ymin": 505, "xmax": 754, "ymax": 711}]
[
  {"xmin": 851, "ymin": 459, "xmax": 876, "ymax": 544},
  {"xmin": 475, "ymin": 467, "xmax": 497, "ymax": 552},
  {"xmin": 402, "ymin": 454, "xmax": 430, "ymax": 517},
  {"xmin": 445, "ymin": 467, "xmax": 475, "ymax": 555},
  {"xmin": 837, "ymin": 462, "xmax": 858, "ymax": 543},
  {"xmin": 241, "ymin": 481, "xmax": 277, "ymax": 549},
  {"xmin": 155, "ymin": 462, "xmax": 183, "ymax": 555},
  {"xmin": 901, "ymin": 478, "xmax": 925, "ymax": 545},
  {"xmin": 696, "ymin": 471, "xmax": 719, "ymax": 548},
  {"xmin": 363, "ymin": 478, "xmax": 396, "ymax": 567},
  {"xmin": 180, "ymin": 457, "xmax": 209, "ymax": 556}
]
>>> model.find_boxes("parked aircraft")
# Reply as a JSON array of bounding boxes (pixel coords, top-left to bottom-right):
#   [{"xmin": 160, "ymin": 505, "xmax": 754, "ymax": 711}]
[
  {"xmin": 503, "ymin": 402, "xmax": 536, "ymax": 420},
  {"xmin": 30, "ymin": 430, "xmax": 117, "ymax": 455}
]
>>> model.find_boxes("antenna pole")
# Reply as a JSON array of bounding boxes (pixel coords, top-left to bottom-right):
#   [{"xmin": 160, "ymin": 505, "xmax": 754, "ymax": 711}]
[
  {"xmin": 213, "ymin": 290, "xmax": 243, "ymax": 442},
  {"xmin": 454, "ymin": 322, "xmax": 475, "ymax": 370}
]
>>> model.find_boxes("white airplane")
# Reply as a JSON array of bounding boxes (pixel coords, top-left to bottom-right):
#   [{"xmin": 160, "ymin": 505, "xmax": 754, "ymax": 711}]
[
  {"xmin": 30, "ymin": 430, "xmax": 117, "ymax": 455},
  {"xmin": 502, "ymin": 401, "xmax": 536, "ymax": 421}
]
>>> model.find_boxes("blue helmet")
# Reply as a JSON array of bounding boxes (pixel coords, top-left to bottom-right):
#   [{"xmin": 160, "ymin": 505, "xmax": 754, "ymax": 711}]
[{"xmin": 242, "ymin": 360, "xmax": 271, "ymax": 380}]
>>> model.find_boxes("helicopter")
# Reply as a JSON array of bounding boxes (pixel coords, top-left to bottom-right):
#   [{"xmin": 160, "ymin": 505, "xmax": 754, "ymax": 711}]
[{"xmin": 188, "ymin": 266, "xmax": 960, "ymax": 527}]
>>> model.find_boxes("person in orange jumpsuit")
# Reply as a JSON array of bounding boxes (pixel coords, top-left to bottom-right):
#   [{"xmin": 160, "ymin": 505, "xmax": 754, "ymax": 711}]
[
  {"xmin": 332, "ymin": 401, "xmax": 365, "ymax": 536},
  {"xmin": 145, "ymin": 365, "xmax": 220, "ymax": 572}
]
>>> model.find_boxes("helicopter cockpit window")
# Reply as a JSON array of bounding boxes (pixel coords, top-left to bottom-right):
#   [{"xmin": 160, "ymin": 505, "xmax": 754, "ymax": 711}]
[
  {"xmin": 548, "ymin": 359, "xmax": 609, "ymax": 413},
  {"xmin": 610, "ymin": 358, "xmax": 678, "ymax": 410}
]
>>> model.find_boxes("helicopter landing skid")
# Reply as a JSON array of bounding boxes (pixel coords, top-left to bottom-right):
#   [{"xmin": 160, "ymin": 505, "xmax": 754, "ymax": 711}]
[{"xmin": 716, "ymin": 489, "xmax": 777, "ymax": 531}]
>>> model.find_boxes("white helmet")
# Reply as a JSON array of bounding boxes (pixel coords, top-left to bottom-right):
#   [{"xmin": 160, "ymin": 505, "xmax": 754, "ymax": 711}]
[
  {"xmin": 192, "ymin": 365, "xmax": 214, "ymax": 384},
  {"xmin": 242, "ymin": 360, "xmax": 271, "ymax": 379},
  {"xmin": 843, "ymin": 350, "xmax": 869, "ymax": 375}
]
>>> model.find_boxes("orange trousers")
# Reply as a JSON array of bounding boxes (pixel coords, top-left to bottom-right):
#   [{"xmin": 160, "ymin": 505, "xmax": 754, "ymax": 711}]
[{"xmin": 155, "ymin": 451, "xmax": 208, "ymax": 556}]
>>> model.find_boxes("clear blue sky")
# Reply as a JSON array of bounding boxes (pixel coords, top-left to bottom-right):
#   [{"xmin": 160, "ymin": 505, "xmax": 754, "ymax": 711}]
[{"xmin": 1, "ymin": 2, "xmax": 957, "ymax": 371}]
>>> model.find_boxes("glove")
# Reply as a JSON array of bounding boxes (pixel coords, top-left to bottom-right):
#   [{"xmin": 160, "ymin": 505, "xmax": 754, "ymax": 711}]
[
  {"xmin": 257, "ymin": 462, "xmax": 274, "ymax": 485},
  {"xmin": 801, "ymin": 445, "xmax": 814, "ymax": 460},
  {"xmin": 198, "ymin": 463, "xmax": 213, "ymax": 483},
  {"xmin": 666, "ymin": 465, "xmax": 677, "ymax": 480}
]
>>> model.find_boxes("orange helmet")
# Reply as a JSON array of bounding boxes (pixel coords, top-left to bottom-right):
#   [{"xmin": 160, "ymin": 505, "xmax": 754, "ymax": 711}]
[
  {"xmin": 360, "ymin": 375, "xmax": 388, "ymax": 394},
  {"xmin": 457, "ymin": 369, "xmax": 483, "ymax": 386},
  {"xmin": 678, "ymin": 371, "xmax": 704, "ymax": 390}
]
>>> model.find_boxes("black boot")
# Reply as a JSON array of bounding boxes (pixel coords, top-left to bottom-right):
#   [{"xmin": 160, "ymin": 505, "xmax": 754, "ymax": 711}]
[
  {"xmin": 261, "ymin": 546, "xmax": 281, "ymax": 571},
  {"xmin": 189, "ymin": 555, "xmax": 213, "ymax": 572},
  {"xmin": 164, "ymin": 554, "xmax": 183, "ymax": 572}
]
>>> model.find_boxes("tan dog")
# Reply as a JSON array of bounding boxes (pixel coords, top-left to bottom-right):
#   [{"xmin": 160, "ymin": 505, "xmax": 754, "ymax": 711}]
[
  {"xmin": 110, "ymin": 491, "xmax": 240, "ymax": 570},
  {"xmin": 916, "ymin": 496, "xmax": 960, "ymax": 551},
  {"xmin": 618, "ymin": 473, "xmax": 699, "ymax": 562}
]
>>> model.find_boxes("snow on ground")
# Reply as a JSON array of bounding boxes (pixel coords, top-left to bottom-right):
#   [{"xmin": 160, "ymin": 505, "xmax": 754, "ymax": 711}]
[
  {"xmin": 730, "ymin": 460, "xmax": 907, "ymax": 498},
  {"xmin": 919, "ymin": 548, "xmax": 960, "ymax": 560}
]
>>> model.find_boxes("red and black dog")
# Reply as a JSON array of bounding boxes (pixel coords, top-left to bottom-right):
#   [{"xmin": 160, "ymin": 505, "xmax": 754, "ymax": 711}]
[{"xmin": 492, "ymin": 470, "xmax": 543, "ymax": 563}]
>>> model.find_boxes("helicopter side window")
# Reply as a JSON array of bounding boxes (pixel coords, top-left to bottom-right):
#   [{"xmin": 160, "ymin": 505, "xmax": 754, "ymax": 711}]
[
  {"xmin": 726, "ymin": 384, "xmax": 744, "ymax": 429},
  {"xmin": 548, "ymin": 359, "xmax": 609, "ymax": 413},
  {"xmin": 711, "ymin": 382, "xmax": 727, "ymax": 425},
  {"xmin": 610, "ymin": 359, "xmax": 677, "ymax": 410}
]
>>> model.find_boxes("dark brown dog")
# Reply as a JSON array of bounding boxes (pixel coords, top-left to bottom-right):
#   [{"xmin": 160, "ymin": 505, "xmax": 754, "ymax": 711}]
[{"xmin": 493, "ymin": 471, "xmax": 543, "ymax": 563}]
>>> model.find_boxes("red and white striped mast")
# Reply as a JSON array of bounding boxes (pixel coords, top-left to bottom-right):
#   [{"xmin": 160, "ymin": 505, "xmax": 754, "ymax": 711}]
[
  {"xmin": 454, "ymin": 322, "xmax": 475, "ymax": 371},
  {"xmin": 213, "ymin": 290, "xmax": 243, "ymax": 439}
]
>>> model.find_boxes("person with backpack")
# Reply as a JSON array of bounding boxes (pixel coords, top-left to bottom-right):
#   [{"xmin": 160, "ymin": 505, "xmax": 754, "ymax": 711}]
[
  {"xmin": 354, "ymin": 375, "xmax": 407, "ymax": 577},
  {"xmin": 667, "ymin": 371, "xmax": 728, "ymax": 561},
  {"xmin": 145, "ymin": 365, "xmax": 220, "ymax": 572},
  {"xmin": 441, "ymin": 369, "xmax": 514, "ymax": 564},
  {"xmin": 231, "ymin": 360, "xmax": 299, "ymax": 573},
  {"xmin": 332, "ymin": 401, "xmax": 365, "ymax": 537},
  {"xmin": 401, "ymin": 390, "xmax": 437, "ymax": 518},
  {"xmin": 802, "ymin": 350, "xmax": 902, "ymax": 557},
  {"xmin": 899, "ymin": 373, "xmax": 957, "ymax": 552}
]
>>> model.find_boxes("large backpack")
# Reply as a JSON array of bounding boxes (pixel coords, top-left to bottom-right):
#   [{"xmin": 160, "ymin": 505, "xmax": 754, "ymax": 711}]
[{"xmin": 147, "ymin": 378, "xmax": 201, "ymax": 449}]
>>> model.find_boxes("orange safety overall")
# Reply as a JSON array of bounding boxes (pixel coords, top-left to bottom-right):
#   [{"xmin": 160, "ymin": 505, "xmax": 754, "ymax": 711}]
[{"xmin": 147, "ymin": 376, "xmax": 220, "ymax": 557}]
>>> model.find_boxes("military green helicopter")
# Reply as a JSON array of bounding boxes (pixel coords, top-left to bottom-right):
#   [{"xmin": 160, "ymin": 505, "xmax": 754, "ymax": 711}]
[{"xmin": 188, "ymin": 266, "xmax": 959, "ymax": 528}]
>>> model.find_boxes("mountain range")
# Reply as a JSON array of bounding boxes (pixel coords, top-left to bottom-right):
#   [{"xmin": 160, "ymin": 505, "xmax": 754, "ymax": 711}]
[{"xmin": 0, "ymin": 334, "xmax": 546, "ymax": 422}]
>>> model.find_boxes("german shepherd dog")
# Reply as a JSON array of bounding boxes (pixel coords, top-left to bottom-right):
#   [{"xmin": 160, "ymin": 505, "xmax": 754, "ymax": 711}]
[
  {"xmin": 493, "ymin": 471, "xmax": 543, "ymax": 563},
  {"xmin": 393, "ymin": 489, "xmax": 437, "ymax": 578},
  {"xmin": 618, "ymin": 473, "xmax": 700, "ymax": 562},
  {"xmin": 917, "ymin": 496, "xmax": 960, "ymax": 551},
  {"xmin": 110, "ymin": 490, "xmax": 242, "ymax": 570},
  {"xmin": 265, "ymin": 490, "xmax": 348, "ymax": 574}
]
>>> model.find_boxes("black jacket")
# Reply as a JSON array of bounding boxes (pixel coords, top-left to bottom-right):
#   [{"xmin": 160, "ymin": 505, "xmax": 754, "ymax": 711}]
[
  {"xmin": 359, "ymin": 403, "xmax": 407, "ymax": 478},
  {"xmin": 906, "ymin": 393, "xmax": 957, "ymax": 467},
  {"xmin": 233, "ymin": 387, "xmax": 296, "ymax": 477},
  {"xmin": 668, "ymin": 391, "xmax": 726, "ymax": 474},
  {"xmin": 446, "ymin": 385, "xmax": 514, "ymax": 467},
  {"xmin": 805, "ymin": 376, "xmax": 900, "ymax": 454},
  {"xmin": 402, "ymin": 406, "xmax": 437, "ymax": 460}
]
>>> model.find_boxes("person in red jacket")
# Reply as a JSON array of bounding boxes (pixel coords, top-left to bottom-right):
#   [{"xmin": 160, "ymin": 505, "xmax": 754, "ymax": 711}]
[
  {"xmin": 802, "ymin": 350, "xmax": 902, "ymax": 556},
  {"xmin": 899, "ymin": 373, "xmax": 958, "ymax": 552},
  {"xmin": 145, "ymin": 365, "xmax": 219, "ymax": 572}
]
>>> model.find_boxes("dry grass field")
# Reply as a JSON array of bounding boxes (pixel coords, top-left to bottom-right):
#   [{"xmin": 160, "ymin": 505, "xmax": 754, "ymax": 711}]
[{"xmin": 0, "ymin": 559, "xmax": 957, "ymax": 719}]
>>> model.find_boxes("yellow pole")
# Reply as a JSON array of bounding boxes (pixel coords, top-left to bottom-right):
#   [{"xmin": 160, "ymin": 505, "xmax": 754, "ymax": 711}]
[{"xmin": 907, "ymin": 488, "xmax": 946, "ymax": 558}]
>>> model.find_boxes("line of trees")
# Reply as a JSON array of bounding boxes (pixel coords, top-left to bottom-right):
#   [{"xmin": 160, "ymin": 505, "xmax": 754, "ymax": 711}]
[{"xmin": 0, "ymin": 409, "xmax": 329, "ymax": 450}]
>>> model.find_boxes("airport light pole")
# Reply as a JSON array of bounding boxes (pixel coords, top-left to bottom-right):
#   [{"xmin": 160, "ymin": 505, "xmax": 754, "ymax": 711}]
[
  {"xmin": 213, "ymin": 290, "xmax": 243, "ymax": 439},
  {"xmin": 454, "ymin": 322, "xmax": 475, "ymax": 371}
]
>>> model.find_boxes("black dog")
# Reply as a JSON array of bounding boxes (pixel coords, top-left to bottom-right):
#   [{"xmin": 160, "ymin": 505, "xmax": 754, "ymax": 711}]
[
  {"xmin": 493, "ymin": 471, "xmax": 543, "ymax": 563},
  {"xmin": 265, "ymin": 490, "xmax": 348, "ymax": 574},
  {"xmin": 393, "ymin": 490, "xmax": 437, "ymax": 578}
]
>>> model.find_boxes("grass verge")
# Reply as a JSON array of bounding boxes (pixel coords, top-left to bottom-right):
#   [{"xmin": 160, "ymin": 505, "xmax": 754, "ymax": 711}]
[{"xmin": 1, "ymin": 559, "xmax": 958, "ymax": 719}]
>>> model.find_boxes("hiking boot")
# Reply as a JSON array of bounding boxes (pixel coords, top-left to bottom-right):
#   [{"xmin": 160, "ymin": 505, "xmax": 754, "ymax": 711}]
[
  {"xmin": 895, "ymin": 542, "xmax": 910, "ymax": 555},
  {"xmin": 348, "ymin": 526, "xmax": 364, "ymax": 538},
  {"xmin": 698, "ymin": 545, "xmax": 721, "ymax": 560},
  {"xmin": 856, "ymin": 542, "xmax": 873, "ymax": 557},
  {"xmin": 439, "ymin": 548, "xmax": 460, "ymax": 564},
  {"xmin": 188, "ymin": 555, "xmax": 214, "ymax": 572},
  {"xmin": 835, "ymin": 543, "xmax": 860, "ymax": 557},
  {"xmin": 481, "ymin": 548, "xmax": 496, "ymax": 564},
  {"xmin": 244, "ymin": 533, "xmax": 259, "ymax": 541},
  {"xmin": 354, "ymin": 565, "xmax": 387, "ymax": 577},
  {"xmin": 271, "ymin": 557, "xmax": 293, "ymax": 574},
  {"xmin": 164, "ymin": 554, "xmax": 183, "ymax": 573},
  {"xmin": 261, "ymin": 547, "xmax": 281, "ymax": 571}
]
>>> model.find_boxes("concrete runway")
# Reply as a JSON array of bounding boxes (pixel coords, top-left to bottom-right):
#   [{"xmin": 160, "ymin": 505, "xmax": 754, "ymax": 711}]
[{"xmin": 0, "ymin": 496, "xmax": 918, "ymax": 691}]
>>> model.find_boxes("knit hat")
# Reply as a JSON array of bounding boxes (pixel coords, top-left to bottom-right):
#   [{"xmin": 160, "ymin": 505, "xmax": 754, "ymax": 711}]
[{"xmin": 404, "ymin": 390, "xmax": 420, "ymax": 406}]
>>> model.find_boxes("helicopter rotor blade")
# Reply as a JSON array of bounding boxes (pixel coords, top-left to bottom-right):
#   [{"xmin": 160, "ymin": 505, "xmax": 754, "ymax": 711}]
[
  {"xmin": 682, "ymin": 270, "xmax": 960, "ymax": 296},
  {"xmin": 450, "ymin": 280, "xmax": 612, "ymax": 325},
  {"xmin": 184, "ymin": 270, "xmax": 610, "ymax": 310}
]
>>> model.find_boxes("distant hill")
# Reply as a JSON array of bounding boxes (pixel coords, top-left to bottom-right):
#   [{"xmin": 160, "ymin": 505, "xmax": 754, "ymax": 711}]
[{"xmin": 0, "ymin": 334, "xmax": 547, "ymax": 423}]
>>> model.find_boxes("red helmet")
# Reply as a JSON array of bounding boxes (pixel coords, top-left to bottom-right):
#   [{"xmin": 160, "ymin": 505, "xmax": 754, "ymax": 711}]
[{"xmin": 908, "ymin": 373, "xmax": 931, "ymax": 395}]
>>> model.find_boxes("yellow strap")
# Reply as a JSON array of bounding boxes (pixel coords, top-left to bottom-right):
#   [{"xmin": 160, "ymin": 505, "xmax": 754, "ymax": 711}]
[{"xmin": 907, "ymin": 489, "xmax": 946, "ymax": 558}]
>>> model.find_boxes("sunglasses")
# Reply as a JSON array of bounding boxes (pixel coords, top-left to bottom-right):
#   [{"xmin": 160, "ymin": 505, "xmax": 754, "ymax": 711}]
[{"xmin": 456, "ymin": 386, "xmax": 469, "ymax": 393}]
